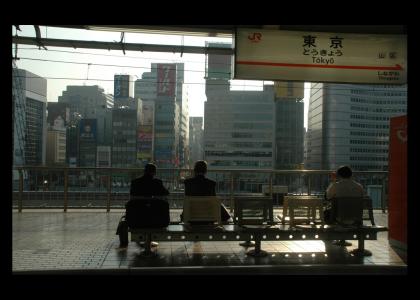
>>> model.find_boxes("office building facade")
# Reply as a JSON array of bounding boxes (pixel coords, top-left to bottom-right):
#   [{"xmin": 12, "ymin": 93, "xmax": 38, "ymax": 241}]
[
  {"xmin": 274, "ymin": 81, "xmax": 305, "ymax": 169},
  {"xmin": 58, "ymin": 85, "xmax": 113, "ymax": 147},
  {"xmin": 204, "ymin": 86, "xmax": 275, "ymax": 169},
  {"xmin": 305, "ymin": 83, "xmax": 407, "ymax": 171},
  {"xmin": 46, "ymin": 130, "xmax": 66, "ymax": 165},
  {"xmin": 204, "ymin": 42, "xmax": 275, "ymax": 170},
  {"xmin": 111, "ymin": 109, "xmax": 137, "ymax": 167},
  {"xmin": 189, "ymin": 117, "xmax": 204, "ymax": 167},
  {"xmin": 14, "ymin": 69, "xmax": 47, "ymax": 166}
]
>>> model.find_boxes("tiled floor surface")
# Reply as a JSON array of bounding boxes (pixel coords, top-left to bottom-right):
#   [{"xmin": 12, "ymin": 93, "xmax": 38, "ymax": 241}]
[{"xmin": 13, "ymin": 209, "xmax": 406, "ymax": 274}]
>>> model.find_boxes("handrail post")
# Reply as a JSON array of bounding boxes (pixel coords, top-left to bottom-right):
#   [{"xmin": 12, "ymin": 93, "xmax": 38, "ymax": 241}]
[
  {"xmin": 18, "ymin": 169, "xmax": 23, "ymax": 213},
  {"xmin": 64, "ymin": 169, "xmax": 68, "ymax": 212},
  {"xmin": 308, "ymin": 174, "xmax": 311, "ymax": 196},
  {"xmin": 381, "ymin": 177, "xmax": 387, "ymax": 213},
  {"xmin": 106, "ymin": 170, "xmax": 111, "ymax": 213},
  {"xmin": 230, "ymin": 171, "xmax": 234, "ymax": 213},
  {"xmin": 269, "ymin": 172, "xmax": 273, "ymax": 204}
]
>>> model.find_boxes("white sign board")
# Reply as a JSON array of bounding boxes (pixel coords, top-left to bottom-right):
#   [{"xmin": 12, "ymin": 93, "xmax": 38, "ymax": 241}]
[{"xmin": 235, "ymin": 29, "xmax": 407, "ymax": 84}]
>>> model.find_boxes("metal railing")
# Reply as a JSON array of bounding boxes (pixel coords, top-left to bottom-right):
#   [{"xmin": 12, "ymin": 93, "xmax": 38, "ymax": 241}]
[{"xmin": 13, "ymin": 166, "xmax": 388, "ymax": 212}]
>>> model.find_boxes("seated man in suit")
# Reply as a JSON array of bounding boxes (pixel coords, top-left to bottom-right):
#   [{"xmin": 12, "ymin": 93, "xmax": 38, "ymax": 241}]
[
  {"xmin": 130, "ymin": 163, "xmax": 169, "ymax": 198},
  {"xmin": 182, "ymin": 160, "xmax": 231, "ymax": 224},
  {"xmin": 117, "ymin": 163, "xmax": 169, "ymax": 248}
]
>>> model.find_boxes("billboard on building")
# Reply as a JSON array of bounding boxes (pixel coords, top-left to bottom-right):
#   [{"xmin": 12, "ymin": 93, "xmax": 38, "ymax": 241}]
[
  {"xmin": 114, "ymin": 75, "xmax": 132, "ymax": 98},
  {"xmin": 137, "ymin": 125, "xmax": 153, "ymax": 162},
  {"xmin": 142, "ymin": 101, "xmax": 155, "ymax": 125},
  {"xmin": 157, "ymin": 64, "xmax": 176, "ymax": 96},
  {"xmin": 235, "ymin": 29, "xmax": 407, "ymax": 84}
]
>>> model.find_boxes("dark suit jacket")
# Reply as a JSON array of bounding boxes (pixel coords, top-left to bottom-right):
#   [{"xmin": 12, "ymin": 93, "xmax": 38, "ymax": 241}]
[
  {"xmin": 130, "ymin": 175, "xmax": 169, "ymax": 197},
  {"xmin": 184, "ymin": 175, "xmax": 216, "ymax": 196}
]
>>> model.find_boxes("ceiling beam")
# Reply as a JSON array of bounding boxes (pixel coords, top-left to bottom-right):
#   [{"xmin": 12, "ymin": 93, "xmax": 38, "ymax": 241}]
[{"xmin": 12, "ymin": 36, "xmax": 234, "ymax": 55}]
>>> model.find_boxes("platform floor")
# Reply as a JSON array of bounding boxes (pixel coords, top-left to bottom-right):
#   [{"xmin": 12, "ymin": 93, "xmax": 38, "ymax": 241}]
[{"xmin": 12, "ymin": 209, "xmax": 407, "ymax": 275}]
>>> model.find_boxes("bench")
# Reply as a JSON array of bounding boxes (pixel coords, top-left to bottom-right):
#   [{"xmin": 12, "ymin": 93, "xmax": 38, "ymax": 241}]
[
  {"xmin": 129, "ymin": 224, "xmax": 387, "ymax": 257},
  {"xmin": 281, "ymin": 195, "xmax": 324, "ymax": 226},
  {"xmin": 122, "ymin": 195, "xmax": 384, "ymax": 257}
]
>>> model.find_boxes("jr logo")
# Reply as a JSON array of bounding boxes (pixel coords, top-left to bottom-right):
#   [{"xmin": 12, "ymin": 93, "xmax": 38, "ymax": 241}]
[{"xmin": 248, "ymin": 32, "xmax": 262, "ymax": 43}]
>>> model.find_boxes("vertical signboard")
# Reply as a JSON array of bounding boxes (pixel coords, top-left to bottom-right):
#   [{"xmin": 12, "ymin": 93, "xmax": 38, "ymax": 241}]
[
  {"xmin": 388, "ymin": 115, "xmax": 407, "ymax": 250},
  {"xmin": 142, "ymin": 101, "xmax": 155, "ymax": 125},
  {"xmin": 157, "ymin": 64, "xmax": 176, "ymax": 96},
  {"xmin": 235, "ymin": 29, "xmax": 407, "ymax": 84},
  {"xmin": 79, "ymin": 119, "xmax": 97, "ymax": 167},
  {"xmin": 114, "ymin": 75, "xmax": 132, "ymax": 98},
  {"xmin": 137, "ymin": 125, "xmax": 153, "ymax": 163}
]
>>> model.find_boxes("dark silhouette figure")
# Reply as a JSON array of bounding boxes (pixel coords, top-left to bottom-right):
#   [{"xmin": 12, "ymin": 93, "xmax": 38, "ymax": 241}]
[
  {"xmin": 184, "ymin": 162, "xmax": 216, "ymax": 196},
  {"xmin": 130, "ymin": 163, "xmax": 169, "ymax": 197},
  {"xmin": 182, "ymin": 160, "xmax": 230, "ymax": 223},
  {"xmin": 117, "ymin": 163, "xmax": 169, "ymax": 248}
]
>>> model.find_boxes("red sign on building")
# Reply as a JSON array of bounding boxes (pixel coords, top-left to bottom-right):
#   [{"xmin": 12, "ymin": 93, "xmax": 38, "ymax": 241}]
[{"xmin": 157, "ymin": 64, "xmax": 176, "ymax": 96}]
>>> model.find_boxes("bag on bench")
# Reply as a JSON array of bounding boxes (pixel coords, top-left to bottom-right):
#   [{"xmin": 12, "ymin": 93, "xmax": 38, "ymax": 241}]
[{"xmin": 125, "ymin": 198, "xmax": 170, "ymax": 228}]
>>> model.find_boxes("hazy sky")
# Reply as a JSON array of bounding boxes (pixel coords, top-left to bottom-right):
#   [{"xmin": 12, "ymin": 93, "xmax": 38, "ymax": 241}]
[{"xmin": 13, "ymin": 25, "xmax": 310, "ymax": 128}]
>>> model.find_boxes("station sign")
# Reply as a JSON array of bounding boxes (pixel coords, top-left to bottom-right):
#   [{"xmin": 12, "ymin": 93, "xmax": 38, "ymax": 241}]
[{"xmin": 235, "ymin": 29, "xmax": 406, "ymax": 84}]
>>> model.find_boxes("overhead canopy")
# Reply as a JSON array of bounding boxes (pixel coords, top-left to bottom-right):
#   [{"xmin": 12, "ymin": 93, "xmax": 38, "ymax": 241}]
[{"xmin": 42, "ymin": 25, "xmax": 406, "ymax": 36}]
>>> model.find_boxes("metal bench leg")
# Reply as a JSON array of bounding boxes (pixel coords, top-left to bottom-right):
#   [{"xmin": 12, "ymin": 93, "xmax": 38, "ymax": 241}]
[
  {"xmin": 333, "ymin": 240, "xmax": 352, "ymax": 246},
  {"xmin": 246, "ymin": 239, "xmax": 268, "ymax": 257},
  {"xmin": 350, "ymin": 235, "xmax": 372, "ymax": 257},
  {"xmin": 140, "ymin": 233, "xmax": 157, "ymax": 257},
  {"xmin": 239, "ymin": 240, "xmax": 255, "ymax": 247}
]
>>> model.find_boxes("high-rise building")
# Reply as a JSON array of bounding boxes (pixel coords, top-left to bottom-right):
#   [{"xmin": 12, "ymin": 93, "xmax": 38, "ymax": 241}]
[
  {"xmin": 14, "ymin": 69, "xmax": 47, "ymax": 166},
  {"xmin": 136, "ymin": 63, "xmax": 188, "ymax": 168},
  {"xmin": 305, "ymin": 83, "xmax": 407, "ymax": 171},
  {"xmin": 189, "ymin": 117, "xmax": 204, "ymax": 167},
  {"xmin": 204, "ymin": 43, "xmax": 275, "ymax": 171},
  {"xmin": 58, "ymin": 85, "xmax": 113, "ymax": 147},
  {"xmin": 274, "ymin": 82, "xmax": 305, "ymax": 169},
  {"xmin": 179, "ymin": 85, "xmax": 189, "ymax": 167},
  {"xmin": 58, "ymin": 85, "xmax": 111, "ymax": 119},
  {"xmin": 204, "ymin": 86, "xmax": 275, "ymax": 170},
  {"xmin": 12, "ymin": 65, "xmax": 27, "ymax": 168},
  {"xmin": 135, "ymin": 66, "xmax": 157, "ymax": 101}
]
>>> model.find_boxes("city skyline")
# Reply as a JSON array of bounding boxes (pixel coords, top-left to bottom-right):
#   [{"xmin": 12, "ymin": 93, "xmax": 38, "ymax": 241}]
[{"xmin": 13, "ymin": 25, "xmax": 311, "ymax": 128}]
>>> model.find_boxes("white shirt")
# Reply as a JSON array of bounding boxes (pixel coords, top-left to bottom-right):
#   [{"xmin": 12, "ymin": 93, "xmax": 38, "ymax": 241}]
[{"xmin": 326, "ymin": 178, "xmax": 366, "ymax": 199}]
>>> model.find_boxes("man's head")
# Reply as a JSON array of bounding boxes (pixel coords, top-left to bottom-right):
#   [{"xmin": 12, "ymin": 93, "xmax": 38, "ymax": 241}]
[
  {"xmin": 336, "ymin": 165, "xmax": 353, "ymax": 179},
  {"xmin": 144, "ymin": 163, "xmax": 157, "ymax": 177},
  {"xmin": 194, "ymin": 160, "xmax": 208, "ymax": 176}
]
